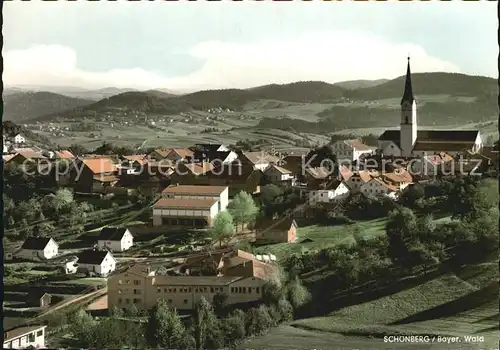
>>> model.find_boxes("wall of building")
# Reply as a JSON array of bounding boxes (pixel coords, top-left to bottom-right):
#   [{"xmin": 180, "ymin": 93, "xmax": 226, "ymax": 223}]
[{"xmin": 4, "ymin": 329, "xmax": 45, "ymax": 349}]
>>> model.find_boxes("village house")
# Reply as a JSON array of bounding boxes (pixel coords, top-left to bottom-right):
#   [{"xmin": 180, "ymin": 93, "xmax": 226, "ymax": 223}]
[
  {"xmin": 27, "ymin": 291, "xmax": 52, "ymax": 308},
  {"xmin": 165, "ymin": 148, "xmax": 195, "ymax": 163},
  {"xmin": 169, "ymin": 161, "xmax": 214, "ymax": 185},
  {"xmin": 180, "ymin": 248, "xmax": 233, "ymax": 276},
  {"xmin": 147, "ymin": 148, "xmax": 173, "ymax": 161},
  {"xmin": 70, "ymin": 157, "xmax": 119, "ymax": 193},
  {"xmin": 107, "ymin": 251, "xmax": 274, "ymax": 311},
  {"xmin": 17, "ymin": 237, "xmax": 59, "ymax": 261},
  {"xmin": 264, "ymin": 164, "xmax": 296, "ymax": 186},
  {"xmin": 254, "ymin": 217, "xmax": 298, "ymax": 243},
  {"xmin": 331, "ymin": 139, "xmax": 373, "ymax": 164},
  {"xmin": 360, "ymin": 177, "xmax": 399, "ymax": 199},
  {"xmin": 192, "ymin": 149, "xmax": 239, "ymax": 165},
  {"xmin": 308, "ymin": 179, "xmax": 350, "ymax": 205},
  {"xmin": 55, "ymin": 150, "xmax": 75, "ymax": 160},
  {"xmin": 380, "ymin": 168, "xmax": 413, "ymax": 191},
  {"xmin": 3, "ymin": 325, "xmax": 47, "ymax": 349},
  {"xmin": 61, "ymin": 256, "xmax": 79, "ymax": 274},
  {"xmin": 408, "ymin": 152, "xmax": 454, "ymax": 178},
  {"xmin": 76, "ymin": 249, "xmax": 116, "ymax": 277},
  {"xmin": 8, "ymin": 150, "xmax": 47, "ymax": 165},
  {"xmin": 97, "ymin": 227, "xmax": 134, "ymax": 252},
  {"xmin": 346, "ymin": 170, "xmax": 377, "ymax": 192},
  {"xmin": 12, "ymin": 133, "xmax": 26, "ymax": 145},
  {"xmin": 239, "ymin": 151, "xmax": 280, "ymax": 171},
  {"xmin": 280, "ymin": 154, "xmax": 305, "ymax": 176},
  {"xmin": 194, "ymin": 143, "xmax": 230, "ymax": 153},
  {"xmin": 202, "ymin": 163, "xmax": 264, "ymax": 197}
]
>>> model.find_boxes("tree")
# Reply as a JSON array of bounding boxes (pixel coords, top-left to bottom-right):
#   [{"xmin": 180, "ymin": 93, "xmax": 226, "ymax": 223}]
[
  {"xmin": 399, "ymin": 183, "xmax": 425, "ymax": 207},
  {"xmin": 221, "ymin": 310, "xmax": 246, "ymax": 346},
  {"xmin": 210, "ymin": 211, "xmax": 235, "ymax": 248},
  {"xmin": 260, "ymin": 184, "xmax": 284, "ymax": 217},
  {"xmin": 54, "ymin": 188, "xmax": 74, "ymax": 213},
  {"xmin": 276, "ymin": 298, "xmax": 294, "ymax": 322},
  {"xmin": 69, "ymin": 309, "xmax": 97, "ymax": 348},
  {"xmin": 245, "ymin": 305, "xmax": 274, "ymax": 336},
  {"xmin": 385, "ymin": 207, "xmax": 418, "ymax": 267},
  {"xmin": 228, "ymin": 191, "xmax": 258, "ymax": 231},
  {"xmin": 193, "ymin": 297, "xmax": 223, "ymax": 350},
  {"xmin": 213, "ymin": 292, "xmax": 229, "ymax": 317},
  {"xmin": 287, "ymin": 276, "xmax": 311, "ymax": 310},
  {"xmin": 145, "ymin": 299, "xmax": 193, "ymax": 349}
]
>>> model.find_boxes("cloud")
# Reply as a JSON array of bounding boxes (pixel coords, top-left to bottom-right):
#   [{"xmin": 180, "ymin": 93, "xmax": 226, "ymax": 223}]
[{"xmin": 3, "ymin": 31, "xmax": 461, "ymax": 92}]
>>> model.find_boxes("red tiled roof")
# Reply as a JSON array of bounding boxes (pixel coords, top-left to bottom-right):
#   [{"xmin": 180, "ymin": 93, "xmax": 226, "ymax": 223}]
[
  {"xmin": 153, "ymin": 197, "xmax": 218, "ymax": 209},
  {"xmin": 168, "ymin": 148, "xmax": 194, "ymax": 159},
  {"xmin": 162, "ymin": 184, "xmax": 227, "ymax": 195},
  {"xmin": 344, "ymin": 139, "xmax": 372, "ymax": 151},
  {"xmin": 56, "ymin": 150, "xmax": 75, "ymax": 159},
  {"xmin": 83, "ymin": 158, "xmax": 116, "ymax": 174}
]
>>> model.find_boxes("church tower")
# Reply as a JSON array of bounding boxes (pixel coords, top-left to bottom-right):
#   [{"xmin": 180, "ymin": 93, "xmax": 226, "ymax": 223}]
[{"xmin": 400, "ymin": 57, "xmax": 417, "ymax": 157}]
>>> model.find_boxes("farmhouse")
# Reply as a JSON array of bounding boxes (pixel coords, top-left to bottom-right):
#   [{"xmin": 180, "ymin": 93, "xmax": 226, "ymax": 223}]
[
  {"xmin": 70, "ymin": 157, "xmax": 119, "ymax": 193},
  {"xmin": 12, "ymin": 133, "xmax": 26, "ymax": 144},
  {"xmin": 169, "ymin": 161, "xmax": 214, "ymax": 185},
  {"xmin": 17, "ymin": 237, "xmax": 59, "ymax": 261},
  {"xmin": 76, "ymin": 249, "xmax": 116, "ymax": 277},
  {"xmin": 332, "ymin": 139, "xmax": 373, "ymax": 164},
  {"xmin": 360, "ymin": 177, "xmax": 399, "ymax": 199},
  {"xmin": 165, "ymin": 148, "xmax": 195, "ymax": 163},
  {"xmin": 203, "ymin": 164, "xmax": 264, "ymax": 197},
  {"xmin": 147, "ymin": 148, "xmax": 172, "ymax": 161},
  {"xmin": 254, "ymin": 217, "xmax": 298, "ymax": 243},
  {"xmin": 264, "ymin": 164, "xmax": 296, "ymax": 186},
  {"xmin": 239, "ymin": 151, "xmax": 280, "ymax": 171},
  {"xmin": 3, "ymin": 325, "xmax": 47, "ymax": 349},
  {"xmin": 308, "ymin": 179, "xmax": 350, "ymax": 205},
  {"xmin": 380, "ymin": 168, "xmax": 413, "ymax": 190},
  {"xmin": 346, "ymin": 170, "xmax": 376, "ymax": 191},
  {"xmin": 107, "ymin": 254, "xmax": 274, "ymax": 311},
  {"xmin": 377, "ymin": 58, "xmax": 482, "ymax": 158},
  {"xmin": 97, "ymin": 227, "xmax": 134, "ymax": 252},
  {"xmin": 8, "ymin": 150, "xmax": 47, "ymax": 165}
]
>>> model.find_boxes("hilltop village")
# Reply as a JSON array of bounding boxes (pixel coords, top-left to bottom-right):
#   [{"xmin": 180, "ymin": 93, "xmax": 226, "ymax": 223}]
[{"xmin": 3, "ymin": 61, "xmax": 499, "ymax": 348}]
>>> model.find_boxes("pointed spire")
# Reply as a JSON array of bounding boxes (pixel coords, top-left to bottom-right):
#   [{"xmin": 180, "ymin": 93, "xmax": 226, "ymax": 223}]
[{"xmin": 401, "ymin": 57, "xmax": 415, "ymax": 105}]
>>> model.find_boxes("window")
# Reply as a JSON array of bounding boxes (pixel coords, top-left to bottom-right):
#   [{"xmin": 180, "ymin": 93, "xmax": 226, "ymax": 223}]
[
  {"xmin": 210, "ymin": 287, "xmax": 214, "ymax": 293},
  {"xmin": 133, "ymin": 280, "xmax": 141, "ymax": 285},
  {"xmin": 118, "ymin": 280, "xmax": 123, "ymax": 285},
  {"xmin": 36, "ymin": 330, "xmax": 43, "ymax": 337},
  {"xmin": 256, "ymin": 287, "xmax": 260, "ymax": 294},
  {"xmin": 189, "ymin": 287, "xmax": 192, "ymax": 292},
  {"xmin": 168, "ymin": 299, "xmax": 172, "ymax": 303},
  {"xmin": 231, "ymin": 287, "xmax": 235, "ymax": 293},
  {"xmin": 28, "ymin": 333, "xmax": 35, "ymax": 342},
  {"xmin": 133, "ymin": 298, "xmax": 140, "ymax": 304},
  {"xmin": 242, "ymin": 287, "xmax": 246, "ymax": 294},
  {"xmin": 157, "ymin": 287, "xmax": 161, "ymax": 293},
  {"xmin": 183, "ymin": 299, "xmax": 188, "ymax": 304},
  {"xmin": 125, "ymin": 280, "xmax": 131, "ymax": 284},
  {"xmin": 133, "ymin": 289, "xmax": 141, "ymax": 295},
  {"xmin": 126, "ymin": 298, "xmax": 130, "ymax": 304}
]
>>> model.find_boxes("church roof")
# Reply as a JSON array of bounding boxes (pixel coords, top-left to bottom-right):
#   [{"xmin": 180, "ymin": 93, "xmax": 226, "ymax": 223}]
[
  {"xmin": 378, "ymin": 130, "xmax": 479, "ymax": 146},
  {"xmin": 401, "ymin": 57, "xmax": 415, "ymax": 105},
  {"xmin": 412, "ymin": 141, "xmax": 474, "ymax": 152}
]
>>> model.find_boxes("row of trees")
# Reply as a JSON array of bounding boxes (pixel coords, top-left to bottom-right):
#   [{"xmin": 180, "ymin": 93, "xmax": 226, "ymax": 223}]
[
  {"xmin": 69, "ymin": 263, "xmax": 310, "ymax": 349},
  {"xmin": 283, "ymin": 178, "xmax": 499, "ymax": 314}
]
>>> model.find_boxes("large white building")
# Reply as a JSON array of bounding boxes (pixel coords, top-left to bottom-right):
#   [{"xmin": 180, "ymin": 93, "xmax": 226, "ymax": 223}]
[
  {"xmin": 3, "ymin": 325, "xmax": 47, "ymax": 349},
  {"xmin": 17, "ymin": 237, "xmax": 59, "ymax": 261},
  {"xmin": 332, "ymin": 139, "xmax": 373, "ymax": 164},
  {"xmin": 153, "ymin": 185, "xmax": 229, "ymax": 227},
  {"xmin": 377, "ymin": 58, "xmax": 482, "ymax": 158}
]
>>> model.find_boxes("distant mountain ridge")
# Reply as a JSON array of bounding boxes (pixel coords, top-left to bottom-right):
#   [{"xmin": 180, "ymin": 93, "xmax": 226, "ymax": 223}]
[
  {"xmin": 3, "ymin": 92, "xmax": 94, "ymax": 122},
  {"xmin": 10, "ymin": 72, "xmax": 498, "ymax": 124}
]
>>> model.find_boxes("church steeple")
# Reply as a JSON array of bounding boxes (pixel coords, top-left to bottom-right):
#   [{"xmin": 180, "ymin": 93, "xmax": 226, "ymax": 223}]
[{"xmin": 401, "ymin": 57, "xmax": 414, "ymax": 105}]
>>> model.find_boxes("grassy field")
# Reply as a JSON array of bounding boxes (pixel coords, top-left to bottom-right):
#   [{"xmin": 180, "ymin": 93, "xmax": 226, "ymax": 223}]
[
  {"xmin": 289, "ymin": 260, "xmax": 498, "ymax": 348},
  {"xmin": 253, "ymin": 218, "xmax": 388, "ymax": 258}
]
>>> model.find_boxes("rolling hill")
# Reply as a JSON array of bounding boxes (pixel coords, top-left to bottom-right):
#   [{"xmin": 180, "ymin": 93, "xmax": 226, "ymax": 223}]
[
  {"xmin": 3, "ymin": 92, "xmax": 95, "ymax": 122},
  {"xmin": 21, "ymin": 72, "xmax": 498, "ymax": 131}
]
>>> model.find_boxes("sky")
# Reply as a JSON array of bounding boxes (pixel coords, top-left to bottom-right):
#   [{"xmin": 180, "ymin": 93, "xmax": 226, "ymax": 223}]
[{"xmin": 3, "ymin": 0, "xmax": 498, "ymax": 92}]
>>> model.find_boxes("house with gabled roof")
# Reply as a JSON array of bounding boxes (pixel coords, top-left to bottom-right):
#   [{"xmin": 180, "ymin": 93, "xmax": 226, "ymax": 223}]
[
  {"xmin": 203, "ymin": 164, "xmax": 264, "ymax": 197},
  {"xmin": 360, "ymin": 177, "xmax": 399, "ymax": 199},
  {"xmin": 97, "ymin": 227, "xmax": 134, "ymax": 252},
  {"xmin": 346, "ymin": 170, "xmax": 377, "ymax": 191},
  {"xmin": 76, "ymin": 249, "xmax": 116, "ymax": 277},
  {"xmin": 148, "ymin": 148, "xmax": 172, "ymax": 161},
  {"xmin": 239, "ymin": 151, "xmax": 280, "ymax": 171},
  {"xmin": 169, "ymin": 161, "xmax": 214, "ymax": 185},
  {"xmin": 264, "ymin": 164, "xmax": 296, "ymax": 186},
  {"xmin": 70, "ymin": 157, "xmax": 118, "ymax": 193},
  {"xmin": 165, "ymin": 148, "xmax": 195, "ymax": 163},
  {"xmin": 254, "ymin": 217, "xmax": 298, "ymax": 243},
  {"xmin": 55, "ymin": 150, "xmax": 75, "ymax": 159},
  {"xmin": 17, "ymin": 237, "xmax": 59, "ymax": 261},
  {"xmin": 308, "ymin": 179, "xmax": 350, "ymax": 205},
  {"xmin": 332, "ymin": 139, "xmax": 374, "ymax": 164}
]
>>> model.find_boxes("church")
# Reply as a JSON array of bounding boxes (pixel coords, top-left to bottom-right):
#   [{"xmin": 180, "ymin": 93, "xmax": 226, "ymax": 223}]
[{"xmin": 377, "ymin": 58, "xmax": 483, "ymax": 158}]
